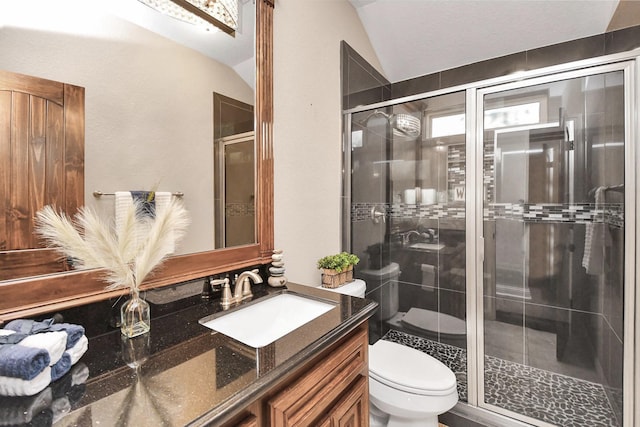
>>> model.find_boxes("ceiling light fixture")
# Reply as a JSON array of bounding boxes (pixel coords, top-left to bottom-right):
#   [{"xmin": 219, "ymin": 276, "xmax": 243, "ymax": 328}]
[{"xmin": 137, "ymin": 0, "xmax": 238, "ymax": 35}]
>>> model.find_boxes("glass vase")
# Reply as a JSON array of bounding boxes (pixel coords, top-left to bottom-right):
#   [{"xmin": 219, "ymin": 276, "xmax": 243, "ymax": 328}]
[{"xmin": 120, "ymin": 292, "xmax": 150, "ymax": 338}]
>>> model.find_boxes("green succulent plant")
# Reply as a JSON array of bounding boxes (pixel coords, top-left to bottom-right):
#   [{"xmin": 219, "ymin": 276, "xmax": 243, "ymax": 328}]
[{"xmin": 317, "ymin": 252, "xmax": 360, "ymax": 272}]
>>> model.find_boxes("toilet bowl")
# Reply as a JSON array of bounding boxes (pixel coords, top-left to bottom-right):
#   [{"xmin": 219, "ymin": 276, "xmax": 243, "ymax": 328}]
[
  {"xmin": 314, "ymin": 278, "xmax": 458, "ymax": 427},
  {"xmin": 369, "ymin": 340, "xmax": 458, "ymax": 427}
]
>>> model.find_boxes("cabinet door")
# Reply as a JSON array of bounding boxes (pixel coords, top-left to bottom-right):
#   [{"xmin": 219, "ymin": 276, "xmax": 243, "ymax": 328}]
[
  {"xmin": 318, "ymin": 375, "xmax": 369, "ymax": 427},
  {"xmin": 269, "ymin": 327, "xmax": 367, "ymax": 426}
]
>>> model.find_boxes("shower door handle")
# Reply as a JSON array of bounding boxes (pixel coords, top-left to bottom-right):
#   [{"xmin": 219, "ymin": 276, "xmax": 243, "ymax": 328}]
[{"xmin": 370, "ymin": 206, "xmax": 386, "ymax": 224}]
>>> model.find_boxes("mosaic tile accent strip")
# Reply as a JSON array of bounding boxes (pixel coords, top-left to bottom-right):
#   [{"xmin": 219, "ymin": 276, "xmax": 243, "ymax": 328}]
[
  {"xmin": 389, "ymin": 203, "xmax": 466, "ymax": 220},
  {"xmin": 351, "ymin": 201, "xmax": 623, "ymax": 228},
  {"xmin": 381, "ymin": 329, "xmax": 620, "ymax": 427},
  {"xmin": 351, "ymin": 202, "xmax": 390, "ymax": 222},
  {"xmin": 225, "ymin": 203, "xmax": 255, "ymax": 217},
  {"xmin": 484, "ymin": 203, "xmax": 624, "ymax": 229}
]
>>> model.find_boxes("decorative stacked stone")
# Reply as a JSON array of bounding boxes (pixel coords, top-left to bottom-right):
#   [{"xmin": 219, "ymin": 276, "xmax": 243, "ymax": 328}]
[{"xmin": 267, "ymin": 249, "xmax": 287, "ymax": 287}]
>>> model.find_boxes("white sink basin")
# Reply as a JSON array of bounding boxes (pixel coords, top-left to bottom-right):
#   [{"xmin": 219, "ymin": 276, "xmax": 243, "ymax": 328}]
[
  {"xmin": 409, "ymin": 242, "xmax": 445, "ymax": 251},
  {"xmin": 199, "ymin": 293, "xmax": 336, "ymax": 348}
]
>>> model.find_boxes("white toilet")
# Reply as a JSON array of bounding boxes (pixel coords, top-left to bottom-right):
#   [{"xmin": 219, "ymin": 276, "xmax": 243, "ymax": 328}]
[
  {"xmin": 314, "ymin": 279, "xmax": 459, "ymax": 427},
  {"xmin": 368, "ymin": 340, "xmax": 458, "ymax": 427}
]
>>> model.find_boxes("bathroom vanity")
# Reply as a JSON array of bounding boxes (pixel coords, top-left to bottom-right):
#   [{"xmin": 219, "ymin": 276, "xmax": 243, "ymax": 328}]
[{"xmin": 0, "ymin": 282, "xmax": 376, "ymax": 426}]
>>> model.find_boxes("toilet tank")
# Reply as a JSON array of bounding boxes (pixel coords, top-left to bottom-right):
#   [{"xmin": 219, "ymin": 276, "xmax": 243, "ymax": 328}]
[{"xmin": 359, "ymin": 262, "xmax": 400, "ymax": 321}]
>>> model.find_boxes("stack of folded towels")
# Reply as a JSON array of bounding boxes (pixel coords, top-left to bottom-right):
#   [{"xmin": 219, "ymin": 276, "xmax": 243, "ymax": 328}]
[{"xmin": 0, "ymin": 318, "xmax": 88, "ymax": 397}]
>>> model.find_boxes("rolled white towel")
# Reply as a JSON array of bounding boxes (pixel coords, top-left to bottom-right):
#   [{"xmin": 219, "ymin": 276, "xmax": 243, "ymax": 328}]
[
  {"xmin": 0, "ymin": 329, "xmax": 67, "ymax": 366},
  {"xmin": 0, "ymin": 366, "xmax": 51, "ymax": 397},
  {"xmin": 20, "ymin": 332, "xmax": 67, "ymax": 367},
  {"xmin": 66, "ymin": 335, "xmax": 88, "ymax": 365}
]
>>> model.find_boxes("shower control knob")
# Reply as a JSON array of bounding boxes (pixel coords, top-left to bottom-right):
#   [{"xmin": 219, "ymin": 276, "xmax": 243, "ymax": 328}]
[{"xmin": 371, "ymin": 206, "xmax": 386, "ymax": 224}]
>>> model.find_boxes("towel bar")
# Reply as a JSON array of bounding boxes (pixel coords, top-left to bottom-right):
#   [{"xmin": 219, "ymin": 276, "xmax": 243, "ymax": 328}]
[{"xmin": 93, "ymin": 191, "xmax": 184, "ymax": 198}]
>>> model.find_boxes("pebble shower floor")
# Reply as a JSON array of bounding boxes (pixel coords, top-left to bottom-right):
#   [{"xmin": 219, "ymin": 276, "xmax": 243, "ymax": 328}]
[{"xmin": 382, "ymin": 329, "xmax": 620, "ymax": 427}]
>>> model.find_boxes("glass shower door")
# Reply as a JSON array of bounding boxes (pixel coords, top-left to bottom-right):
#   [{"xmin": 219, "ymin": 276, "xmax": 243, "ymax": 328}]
[{"xmin": 479, "ymin": 68, "xmax": 627, "ymax": 426}]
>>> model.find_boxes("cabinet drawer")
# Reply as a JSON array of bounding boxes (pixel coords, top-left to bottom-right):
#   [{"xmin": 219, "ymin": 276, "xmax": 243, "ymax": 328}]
[{"xmin": 269, "ymin": 327, "xmax": 368, "ymax": 427}]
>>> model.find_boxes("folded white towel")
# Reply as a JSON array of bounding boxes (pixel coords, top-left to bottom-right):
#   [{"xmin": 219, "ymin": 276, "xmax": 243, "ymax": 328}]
[
  {"xmin": 0, "ymin": 329, "xmax": 67, "ymax": 366},
  {"xmin": 66, "ymin": 335, "xmax": 88, "ymax": 365},
  {"xmin": 0, "ymin": 366, "xmax": 51, "ymax": 397}
]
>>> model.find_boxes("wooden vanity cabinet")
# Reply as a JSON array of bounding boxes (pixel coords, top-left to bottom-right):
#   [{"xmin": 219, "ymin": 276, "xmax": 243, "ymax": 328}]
[
  {"xmin": 219, "ymin": 323, "xmax": 369, "ymax": 427},
  {"xmin": 268, "ymin": 324, "xmax": 369, "ymax": 426}
]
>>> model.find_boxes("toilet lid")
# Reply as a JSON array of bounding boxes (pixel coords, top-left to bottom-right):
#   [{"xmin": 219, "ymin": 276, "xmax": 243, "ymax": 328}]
[
  {"xmin": 401, "ymin": 308, "xmax": 467, "ymax": 336},
  {"xmin": 369, "ymin": 340, "xmax": 457, "ymax": 396}
]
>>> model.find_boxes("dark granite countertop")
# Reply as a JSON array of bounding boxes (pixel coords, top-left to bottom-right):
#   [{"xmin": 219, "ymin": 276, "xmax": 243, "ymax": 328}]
[{"xmin": 0, "ymin": 281, "xmax": 377, "ymax": 426}]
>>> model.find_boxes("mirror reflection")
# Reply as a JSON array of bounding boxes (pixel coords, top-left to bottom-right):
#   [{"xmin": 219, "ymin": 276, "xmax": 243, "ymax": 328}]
[{"xmin": 0, "ymin": 0, "xmax": 256, "ymax": 282}]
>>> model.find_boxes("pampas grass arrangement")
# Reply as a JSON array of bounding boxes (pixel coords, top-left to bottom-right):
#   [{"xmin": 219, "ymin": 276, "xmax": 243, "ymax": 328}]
[{"xmin": 35, "ymin": 198, "xmax": 190, "ymax": 295}]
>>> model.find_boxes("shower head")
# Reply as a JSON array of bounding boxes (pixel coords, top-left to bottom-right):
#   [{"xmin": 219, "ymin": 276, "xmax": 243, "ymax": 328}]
[
  {"xmin": 392, "ymin": 114, "xmax": 421, "ymax": 138},
  {"xmin": 360, "ymin": 110, "xmax": 421, "ymax": 139}
]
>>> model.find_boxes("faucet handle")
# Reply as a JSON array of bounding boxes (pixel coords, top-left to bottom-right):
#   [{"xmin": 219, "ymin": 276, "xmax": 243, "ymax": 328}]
[
  {"xmin": 202, "ymin": 277, "xmax": 214, "ymax": 299},
  {"xmin": 218, "ymin": 278, "xmax": 234, "ymax": 309},
  {"xmin": 210, "ymin": 277, "xmax": 228, "ymax": 289}
]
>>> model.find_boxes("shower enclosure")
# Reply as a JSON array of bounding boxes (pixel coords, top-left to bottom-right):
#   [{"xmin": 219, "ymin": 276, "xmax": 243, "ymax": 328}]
[{"xmin": 343, "ymin": 59, "xmax": 634, "ymax": 426}]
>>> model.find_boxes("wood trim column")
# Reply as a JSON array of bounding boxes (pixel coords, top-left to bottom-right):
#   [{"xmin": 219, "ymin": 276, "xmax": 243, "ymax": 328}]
[{"xmin": 256, "ymin": 0, "xmax": 274, "ymax": 259}]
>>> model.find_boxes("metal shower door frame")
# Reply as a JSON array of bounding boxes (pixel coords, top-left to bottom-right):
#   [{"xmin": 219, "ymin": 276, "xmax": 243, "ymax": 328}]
[{"xmin": 471, "ymin": 60, "xmax": 636, "ymax": 427}]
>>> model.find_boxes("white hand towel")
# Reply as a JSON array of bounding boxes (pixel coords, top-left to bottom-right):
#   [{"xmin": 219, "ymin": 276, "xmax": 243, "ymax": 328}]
[
  {"xmin": 66, "ymin": 335, "xmax": 88, "ymax": 365},
  {"xmin": 155, "ymin": 191, "xmax": 175, "ymax": 253},
  {"xmin": 421, "ymin": 264, "xmax": 436, "ymax": 290},
  {"xmin": 0, "ymin": 366, "xmax": 51, "ymax": 397},
  {"xmin": 582, "ymin": 187, "xmax": 612, "ymax": 275},
  {"xmin": 115, "ymin": 191, "xmax": 151, "ymax": 254},
  {"xmin": 115, "ymin": 191, "xmax": 133, "ymax": 237}
]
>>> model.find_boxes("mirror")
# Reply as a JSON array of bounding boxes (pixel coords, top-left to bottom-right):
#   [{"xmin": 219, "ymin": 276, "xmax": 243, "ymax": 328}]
[{"xmin": 0, "ymin": 0, "xmax": 274, "ymax": 317}]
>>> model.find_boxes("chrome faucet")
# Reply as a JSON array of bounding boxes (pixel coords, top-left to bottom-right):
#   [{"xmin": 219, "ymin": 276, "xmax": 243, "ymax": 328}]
[{"xmin": 402, "ymin": 230, "xmax": 421, "ymax": 245}]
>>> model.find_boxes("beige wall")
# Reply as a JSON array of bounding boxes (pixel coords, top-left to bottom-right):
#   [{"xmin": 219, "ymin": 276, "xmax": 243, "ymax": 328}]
[{"xmin": 273, "ymin": 0, "xmax": 384, "ymax": 285}]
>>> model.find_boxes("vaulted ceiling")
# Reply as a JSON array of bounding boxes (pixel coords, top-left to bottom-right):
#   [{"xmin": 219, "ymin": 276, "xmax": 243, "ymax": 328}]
[{"xmin": 350, "ymin": 0, "xmax": 622, "ymax": 83}]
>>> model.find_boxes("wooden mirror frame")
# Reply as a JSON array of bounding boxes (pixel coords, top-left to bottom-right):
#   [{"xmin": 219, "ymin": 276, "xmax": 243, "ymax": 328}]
[{"xmin": 0, "ymin": 0, "xmax": 275, "ymax": 321}]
